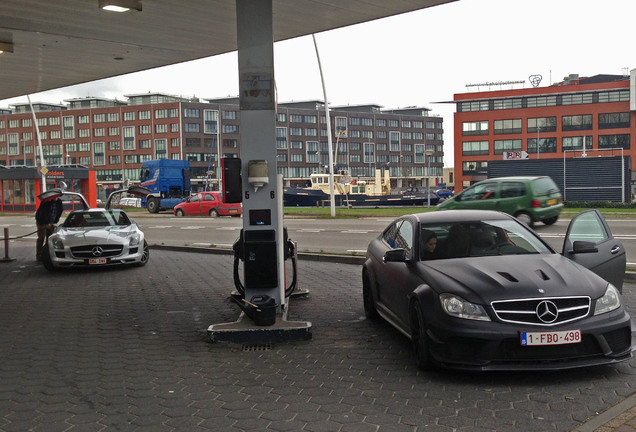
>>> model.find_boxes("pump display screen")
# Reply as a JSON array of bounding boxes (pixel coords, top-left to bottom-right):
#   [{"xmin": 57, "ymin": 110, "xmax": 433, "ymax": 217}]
[{"xmin": 249, "ymin": 209, "xmax": 271, "ymax": 226}]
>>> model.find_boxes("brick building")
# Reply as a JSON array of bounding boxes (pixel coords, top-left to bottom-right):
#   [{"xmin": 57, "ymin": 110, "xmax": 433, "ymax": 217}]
[
  {"xmin": 0, "ymin": 93, "xmax": 444, "ymax": 202},
  {"xmin": 453, "ymin": 72, "xmax": 635, "ymax": 196}
]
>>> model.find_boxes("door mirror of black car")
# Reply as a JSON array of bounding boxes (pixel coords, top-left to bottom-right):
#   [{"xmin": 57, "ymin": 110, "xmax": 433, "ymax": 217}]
[
  {"xmin": 384, "ymin": 248, "xmax": 408, "ymax": 263},
  {"xmin": 571, "ymin": 240, "xmax": 598, "ymax": 254}
]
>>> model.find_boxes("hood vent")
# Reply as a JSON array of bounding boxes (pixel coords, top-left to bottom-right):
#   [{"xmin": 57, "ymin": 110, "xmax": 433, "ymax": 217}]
[
  {"xmin": 497, "ymin": 272, "xmax": 519, "ymax": 283},
  {"xmin": 535, "ymin": 269, "xmax": 550, "ymax": 281}
]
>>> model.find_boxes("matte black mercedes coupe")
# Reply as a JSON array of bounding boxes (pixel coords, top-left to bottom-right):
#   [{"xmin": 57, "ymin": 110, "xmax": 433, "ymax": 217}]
[{"xmin": 362, "ymin": 209, "xmax": 631, "ymax": 371}]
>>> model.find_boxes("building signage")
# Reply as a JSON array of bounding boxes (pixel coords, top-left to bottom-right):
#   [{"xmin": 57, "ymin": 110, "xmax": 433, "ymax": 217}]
[
  {"xmin": 504, "ymin": 151, "xmax": 528, "ymax": 160},
  {"xmin": 45, "ymin": 170, "xmax": 66, "ymax": 179}
]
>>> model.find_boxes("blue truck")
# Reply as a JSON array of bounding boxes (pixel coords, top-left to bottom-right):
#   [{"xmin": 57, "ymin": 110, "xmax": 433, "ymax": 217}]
[{"xmin": 139, "ymin": 159, "xmax": 191, "ymax": 213}]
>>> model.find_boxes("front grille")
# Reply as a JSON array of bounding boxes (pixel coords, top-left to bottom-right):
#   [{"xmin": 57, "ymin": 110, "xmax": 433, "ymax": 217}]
[
  {"xmin": 491, "ymin": 296, "xmax": 590, "ymax": 326},
  {"xmin": 70, "ymin": 244, "xmax": 124, "ymax": 258}
]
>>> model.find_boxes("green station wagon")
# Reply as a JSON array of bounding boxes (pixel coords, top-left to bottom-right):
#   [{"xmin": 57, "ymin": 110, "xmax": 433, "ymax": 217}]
[{"xmin": 437, "ymin": 176, "xmax": 563, "ymax": 227}]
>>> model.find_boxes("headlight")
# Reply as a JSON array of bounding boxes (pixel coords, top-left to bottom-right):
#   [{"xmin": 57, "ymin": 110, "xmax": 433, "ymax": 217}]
[
  {"xmin": 594, "ymin": 284, "xmax": 621, "ymax": 315},
  {"xmin": 440, "ymin": 293, "xmax": 491, "ymax": 321},
  {"xmin": 52, "ymin": 238, "xmax": 64, "ymax": 249},
  {"xmin": 129, "ymin": 233, "xmax": 140, "ymax": 246}
]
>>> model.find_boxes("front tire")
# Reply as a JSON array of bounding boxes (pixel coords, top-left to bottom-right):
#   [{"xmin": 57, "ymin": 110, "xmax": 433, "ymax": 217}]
[
  {"xmin": 146, "ymin": 198, "xmax": 160, "ymax": 214},
  {"xmin": 362, "ymin": 271, "xmax": 379, "ymax": 319},
  {"xmin": 135, "ymin": 240, "xmax": 149, "ymax": 266},
  {"xmin": 175, "ymin": 209, "xmax": 184, "ymax": 217},
  {"xmin": 42, "ymin": 244, "xmax": 56, "ymax": 272},
  {"xmin": 411, "ymin": 305, "xmax": 433, "ymax": 370}
]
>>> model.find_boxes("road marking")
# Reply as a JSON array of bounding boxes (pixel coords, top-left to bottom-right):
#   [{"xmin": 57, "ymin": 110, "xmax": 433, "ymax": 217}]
[
  {"xmin": 192, "ymin": 242, "xmax": 211, "ymax": 246},
  {"xmin": 342, "ymin": 230, "xmax": 370, "ymax": 234},
  {"xmin": 217, "ymin": 227, "xmax": 241, "ymax": 231},
  {"xmin": 147, "ymin": 225, "xmax": 173, "ymax": 229},
  {"xmin": 347, "ymin": 249, "xmax": 367, "ymax": 253},
  {"xmin": 181, "ymin": 226, "xmax": 205, "ymax": 230},
  {"xmin": 298, "ymin": 229, "xmax": 323, "ymax": 233}
]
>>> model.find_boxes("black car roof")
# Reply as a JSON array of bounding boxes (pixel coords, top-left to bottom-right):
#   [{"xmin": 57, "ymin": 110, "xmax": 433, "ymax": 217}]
[{"xmin": 411, "ymin": 209, "xmax": 514, "ymax": 224}]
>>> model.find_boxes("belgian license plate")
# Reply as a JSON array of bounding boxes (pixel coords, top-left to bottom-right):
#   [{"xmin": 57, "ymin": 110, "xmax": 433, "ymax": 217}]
[
  {"xmin": 89, "ymin": 258, "xmax": 107, "ymax": 265},
  {"xmin": 520, "ymin": 329, "xmax": 581, "ymax": 346},
  {"xmin": 547, "ymin": 198, "xmax": 557, "ymax": 205}
]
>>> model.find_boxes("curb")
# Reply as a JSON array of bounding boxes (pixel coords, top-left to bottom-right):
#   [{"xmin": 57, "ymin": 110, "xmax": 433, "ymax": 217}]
[
  {"xmin": 570, "ymin": 391, "xmax": 636, "ymax": 432},
  {"xmin": 149, "ymin": 244, "xmax": 366, "ymax": 265}
]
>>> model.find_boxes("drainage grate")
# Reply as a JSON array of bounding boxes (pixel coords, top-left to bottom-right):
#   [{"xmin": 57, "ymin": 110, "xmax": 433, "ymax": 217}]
[{"xmin": 242, "ymin": 344, "xmax": 273, "ymax": 352}]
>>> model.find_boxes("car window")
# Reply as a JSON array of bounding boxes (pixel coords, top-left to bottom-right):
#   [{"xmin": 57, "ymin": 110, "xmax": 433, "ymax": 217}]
[
  {"xmin": 108, "ymin": 209, "xmax": 131, "ymax": 226},
  {"xmin": 204, "ymin": 194, "xmax": 215, "ymax": 202},
  {"xmin": 460, "ymin": 182, "xmax": 497, "ymax": 201},
  {"xmin": 500, "ymin": 182, "xmax": 525, "ymax": 198},
  {"xmin": 383, "ymin": 221, "xmax": 402, "ymax": 249},
  {"xmin": 566, "ymin": 211, "xmax": 609, "ymax": 244},
  {"xmin": 532, "ymin": 177, "xmax": 560, "ymax": 195},
  {"xmin": 190, "ymin": 194, "xmax": 200, "ymax": 203},
  {"xmin": 395, "ymin": 220, "xmax": 414, "ymax": 253}
]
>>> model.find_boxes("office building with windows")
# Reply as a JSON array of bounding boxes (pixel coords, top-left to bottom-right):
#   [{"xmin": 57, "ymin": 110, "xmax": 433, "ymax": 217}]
[
  {"xmin": 0, "ymin": 94, "xmax": 444, "ymax": 202},
  {"xmin": 453, "ymin": 73, "xmax": 634, "ymax": 194}
]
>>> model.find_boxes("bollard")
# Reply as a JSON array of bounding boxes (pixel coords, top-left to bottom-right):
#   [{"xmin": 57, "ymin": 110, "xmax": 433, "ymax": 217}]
[{"xmin": 1, "ymin": 227, "xmax": 16, "ymax": 263}]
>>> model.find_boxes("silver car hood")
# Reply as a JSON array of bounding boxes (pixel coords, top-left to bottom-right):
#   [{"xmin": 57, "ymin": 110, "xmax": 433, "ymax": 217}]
[{"xmin": 54, "ymin": 226, "xmax": 137, "ymax": 245}]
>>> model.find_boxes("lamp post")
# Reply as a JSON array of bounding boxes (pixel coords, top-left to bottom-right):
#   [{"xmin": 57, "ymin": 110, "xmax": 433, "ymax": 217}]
[
  {"xmin": 537, "ymin": 126, "xmax": 540, "ymax": 160},
  {"xmin": 66, "ymin": 154, "xmax": 70, "ymax": 165},
  {"xmin": 425, "ymin": 150, "xmax": 435, "ymax": 208}
]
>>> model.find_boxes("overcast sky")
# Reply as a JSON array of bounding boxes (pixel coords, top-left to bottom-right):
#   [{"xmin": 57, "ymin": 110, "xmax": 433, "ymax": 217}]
[{"xmin": 2, "ymin": 0, "xmax": 635, "ymax": 167}]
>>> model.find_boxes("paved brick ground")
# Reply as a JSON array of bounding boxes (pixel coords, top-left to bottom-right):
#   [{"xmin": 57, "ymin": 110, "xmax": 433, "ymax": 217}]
[{"xmin": 1, "ymin": 240, "xmax": 636, "ymax": 431}]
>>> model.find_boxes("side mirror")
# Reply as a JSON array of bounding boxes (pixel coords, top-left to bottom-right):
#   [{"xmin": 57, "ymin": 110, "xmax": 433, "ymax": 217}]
[
  {"xmin": 571, "ymin": 240, "xmax": 598, "ymax": 254},
  {"xmin": 58, "ymin": 181, "xmax": 68, "ymax": 191},
  {"xmin": 383, "ymin": 248, "xmax": 408, "ymax": 263}
]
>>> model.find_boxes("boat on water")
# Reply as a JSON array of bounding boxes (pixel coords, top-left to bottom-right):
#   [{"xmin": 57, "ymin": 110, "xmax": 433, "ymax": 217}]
[{"xmin": 283, "ymin": 170, "xmax": 440, "ymax": 207}]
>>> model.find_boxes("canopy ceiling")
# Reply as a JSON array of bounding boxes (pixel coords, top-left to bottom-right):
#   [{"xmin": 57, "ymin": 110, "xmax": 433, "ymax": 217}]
[{"xmin": 0, "ymin": 0, "xmax": 456, "ymax": 101}]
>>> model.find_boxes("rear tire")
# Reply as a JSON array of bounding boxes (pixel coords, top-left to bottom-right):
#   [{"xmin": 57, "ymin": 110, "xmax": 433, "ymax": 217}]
[
  {"xmin": 542, "ymin": 216, "xmax": 558, "ymax": 225},
  {"xmin": 514, "ymin": 211, "xmax": 534, "ymax": 228},
  {"xmin": 209, "ymin": 209, "xmax": 219, "ymax": 217}
]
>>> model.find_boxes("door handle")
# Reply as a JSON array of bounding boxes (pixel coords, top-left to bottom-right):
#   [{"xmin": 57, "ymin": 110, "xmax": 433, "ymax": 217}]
[{"xmin": 610, "ymin": 245, "xmax": 621, "ymax": 254}]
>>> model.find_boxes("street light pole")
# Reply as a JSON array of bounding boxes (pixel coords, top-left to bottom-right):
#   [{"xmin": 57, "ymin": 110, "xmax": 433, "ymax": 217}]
[
  {"xmin": 537, "ymin": 126, "xmax": 540, "ymax": 160},
  {"xmin": 425, "ymin": 150, "xmax": 434, "ymax": 208}
]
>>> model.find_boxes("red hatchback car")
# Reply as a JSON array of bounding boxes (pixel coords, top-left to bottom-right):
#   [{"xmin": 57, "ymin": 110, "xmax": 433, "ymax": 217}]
[{"xmin": 173, "ymin": 192, "xmax": 242, "ymax": 217}]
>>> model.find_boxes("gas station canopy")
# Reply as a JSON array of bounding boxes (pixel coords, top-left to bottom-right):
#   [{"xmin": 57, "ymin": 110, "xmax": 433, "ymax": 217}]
[{"xmin": 0, "ymin": 0, "xmax": 455, "ymax": 101}]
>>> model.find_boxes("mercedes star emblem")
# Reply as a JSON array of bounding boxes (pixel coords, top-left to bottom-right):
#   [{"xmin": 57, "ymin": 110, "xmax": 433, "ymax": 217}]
[{"xmin": 536, "ymin": 300, "xmax": 558, "ymax": 323}]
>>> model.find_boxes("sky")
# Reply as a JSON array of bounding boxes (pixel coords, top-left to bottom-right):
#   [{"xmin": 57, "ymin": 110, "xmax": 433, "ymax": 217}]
[{"xmin": 1, "ymin": 0, "xmax": 635, "ymax": 168}]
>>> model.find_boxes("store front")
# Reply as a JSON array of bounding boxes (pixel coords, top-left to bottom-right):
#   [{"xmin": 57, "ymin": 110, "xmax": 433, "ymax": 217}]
[{"xmin": 0, "ymin": 166, "xmax": 97, "ymax": 213}]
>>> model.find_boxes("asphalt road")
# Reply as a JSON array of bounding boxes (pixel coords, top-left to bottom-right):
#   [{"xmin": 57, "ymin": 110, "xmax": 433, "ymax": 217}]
[{"xmin": 3, "ymin": 212, "xmax": 636, "ymax": 264}]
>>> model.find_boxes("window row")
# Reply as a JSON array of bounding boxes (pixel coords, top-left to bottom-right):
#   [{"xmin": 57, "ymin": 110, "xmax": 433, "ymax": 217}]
[
  {"xmin": 462, "ymin": 134, "xmax": 630, "ymax": 155},
  {"xmin": 463, "ymin": 113, "xmax": 631, "ymax": 136},
  {"xmin": 459, "ymin": 90, "xmax": 630, "ymax": 112}
]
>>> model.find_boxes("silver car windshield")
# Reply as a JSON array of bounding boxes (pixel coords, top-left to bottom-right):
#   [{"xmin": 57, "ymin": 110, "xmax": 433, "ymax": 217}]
[
  {"xmin": 64, "ymin": 210, "xmax": 131, "ymax": 228},
  {"xmin": 420, "ymin": 220, "xmax": 551, "ymax": 260}
]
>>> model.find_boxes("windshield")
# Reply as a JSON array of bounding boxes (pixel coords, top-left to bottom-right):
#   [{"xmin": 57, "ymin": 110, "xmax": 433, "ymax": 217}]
[
  {"xmin": 64, "ymin": 210, "xmax": 131, "ymax": 228},
  {"xmin": 420, "ymin": 219, "xmax": 552, "ymax": 260}
]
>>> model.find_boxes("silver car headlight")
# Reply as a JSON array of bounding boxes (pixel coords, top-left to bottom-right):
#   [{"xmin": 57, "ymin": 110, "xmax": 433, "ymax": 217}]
[
  {"xmin": 51, "ymin": 238, "xmax": 64, "ymax": 250},
  {"xmin": 594, "ymin": 284, "xmax": 621, "ymax": 315},
  {"xmin": 129, "ymin": 233, "xmax": 140, "ymax": 246},
  {"xmin": 440, "ymin": 293, "xmax": 491, "ymax": 321}
]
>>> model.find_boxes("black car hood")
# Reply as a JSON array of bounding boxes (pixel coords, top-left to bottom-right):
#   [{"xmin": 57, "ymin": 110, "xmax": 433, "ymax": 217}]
[{"xmin": 419, "ymin": 254, "xmax": 608, "ymax": 303}]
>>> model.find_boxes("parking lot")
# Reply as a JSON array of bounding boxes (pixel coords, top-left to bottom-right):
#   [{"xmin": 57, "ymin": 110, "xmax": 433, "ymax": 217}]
[{"xmin": 1, "ymin": 241, "xmax": 636, "ymax": 431}]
